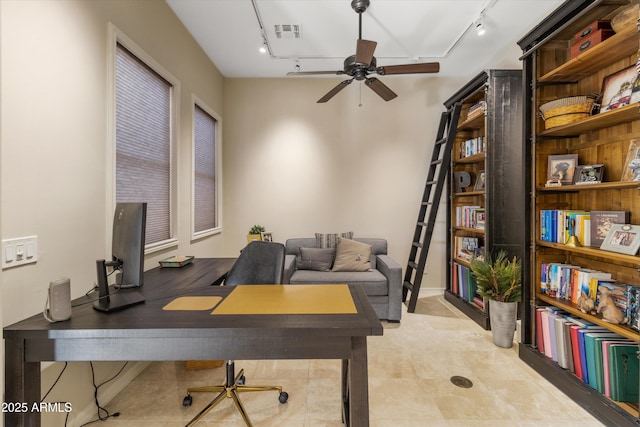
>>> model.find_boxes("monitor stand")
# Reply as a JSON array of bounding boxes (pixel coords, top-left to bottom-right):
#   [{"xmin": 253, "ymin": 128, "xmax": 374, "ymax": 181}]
[{"xmin": 93, "ymin": 259, "xmax": 145, "ymax": 312}]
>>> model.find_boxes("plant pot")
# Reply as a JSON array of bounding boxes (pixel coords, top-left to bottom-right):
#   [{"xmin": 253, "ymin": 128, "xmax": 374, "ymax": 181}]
[
  {"xmin": 247, "ymin": 234, "xmax": 262, "ymax": 242},
  {"xmin": 489, "ymin": 300, "xmax": 517, "ymax": 348}
]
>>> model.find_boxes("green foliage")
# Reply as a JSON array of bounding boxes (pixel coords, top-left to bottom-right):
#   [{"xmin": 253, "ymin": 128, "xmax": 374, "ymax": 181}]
[
  {"xmin": 469, "ymin": 250, "xmax": 522, "ymax": 303},
  {"xmin": 248, "ymin": 224, "xmax": 266, "ymax": 234}
]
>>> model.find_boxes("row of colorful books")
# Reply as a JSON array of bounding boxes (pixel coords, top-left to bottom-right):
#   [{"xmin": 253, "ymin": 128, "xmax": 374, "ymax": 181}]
[
  {"xmin": 535, "ymin": 307, "xmax": 639, "ymax": 402},
  {"xmin": 539, "ymin": 209, "xmax": 629, "ymax": 247},
  {"xmin": 451, "ymin": 262, "xmax": 484, "ymax": 309},
  {"xmin": 455, "ymin": 205, "xmax": 484, "ymax": 229},
  {"xmin": 459, "ymin": 136, "xmax": 485, "ymax": 159},
  {"xmin": 540, "ymin": 262, "xmax": 640, "ymax": 330}
]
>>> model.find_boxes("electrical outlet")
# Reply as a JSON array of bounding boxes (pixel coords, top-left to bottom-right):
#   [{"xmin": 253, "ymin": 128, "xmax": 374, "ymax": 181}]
[{"xmin": 2, "ymin": 236, "xmax": 38, "ymax": 269}]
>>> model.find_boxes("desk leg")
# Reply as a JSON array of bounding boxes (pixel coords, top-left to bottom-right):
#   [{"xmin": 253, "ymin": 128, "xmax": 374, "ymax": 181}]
[
  {"xmin": 5, "ymin": 338, "xmax": 41, "ymax": 427},
  {"xmin": 342, "ymin": 336, "xmax": 369, "ymax": 427}
]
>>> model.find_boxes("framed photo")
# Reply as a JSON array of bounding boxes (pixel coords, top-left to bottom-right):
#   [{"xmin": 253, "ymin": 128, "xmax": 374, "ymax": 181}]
[
  {"xmin": 474, "ymin": 170, "xmax": 485, "ymax": 191},
  {"xmin": 260, "ymin": 231, "xmax": 273, "ymax": 242},
  {"xmin": 573, "ymin": 164, "xmax": 604, "ymax": 184},
  {"xmin": 547, "ymin": 154, "xmax": 578, "ymax": 185},
  {"xmin": 600, "ymin": 224, "xmax": 640, "ymax": 255},
  {"xmin": 621, "ymin": 138, "xmax": 640, "ymax": 182},
  {"xmin": 600, "ymin": 65, "xmax": 636, "ymax": 113}
]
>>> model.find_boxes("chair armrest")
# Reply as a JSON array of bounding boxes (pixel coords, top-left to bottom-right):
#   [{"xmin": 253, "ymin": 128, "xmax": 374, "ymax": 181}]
[
  {"xmin": 283, "ymin": 254, "xmax": 297, "ymax": 284},
  {"xmin": 376, "ymin": 254, "xmax": 402, "ymax": 320}
]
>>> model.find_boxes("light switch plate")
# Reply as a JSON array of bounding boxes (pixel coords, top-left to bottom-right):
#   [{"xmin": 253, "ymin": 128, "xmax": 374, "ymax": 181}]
[{"xmin": 2, "ymin": 236, "xmax": 38, "ymax": 269}]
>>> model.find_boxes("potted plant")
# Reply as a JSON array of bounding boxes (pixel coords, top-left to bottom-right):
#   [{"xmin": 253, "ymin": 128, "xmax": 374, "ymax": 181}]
[
  {"xmin": 469, "ymin": 250, "xmax": 522, "ymax": 348},
  {"xmin": 247, "ymin": 224, "xmax": 266, "ymax": 242}
]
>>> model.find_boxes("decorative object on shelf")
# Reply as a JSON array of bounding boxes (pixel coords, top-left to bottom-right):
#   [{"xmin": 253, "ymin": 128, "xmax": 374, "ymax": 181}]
[
  {"xmin": 621, "ymin": 138, "xmax": 640, "ymax": 181},
  {"xmin": 570, "ymin": 19, "xmax": 614, "ymax": 59},
  {"xmin": 470, "ymin": 250, "xmax": 521, "ymax": 348},
  {"xmin": 573, "ymin": 164, "xmax": 604, "ymax": 184},
  {"xmin": 590, "ymin": 211, "xmax": 630, "ymax": 248},
  {"xmin": 600, "ymin": 224, "xmax": 640, "ymax": 255},
  {"xmin": 474, "ymin": 170, "xmax": 485, "ymax": 191},
  {"xmin": 577, "ymin": 290, "xmax": 596, "ymax": 315},
  {"xmin": 247, "ymin": 224, "xmax": 266, "ymax": 242},
  {"xmin": 600, "ymin": 65, "xmax": 637, "ymax": 113},
  {"xmin": 565, "ymin": 217, "xmax": 582, "ymax": 248},
  {"xmin": 260, "ymin": 231, "xmax": 273, "ymax": 242},
  {"xmin": 610, "ymin": 2, "xmax": 639, "ymax": 33},
  {"xmin": 546, "ymin": 154, "xmax": 578, "ymax": 186},
  {"xmin": 596, "ymin": 285, "xmax": 628, "ymax": 324},
  {"xmin": 453, "ymin": 171, "xmax": 472, "ymax": 193},
  {"xmin": 466, "ymin": 100, "xmax": 486, "ymax": 121},
  {"xmin": 539, "ymin": 95, "xmax": 598, "ymax": 129}
]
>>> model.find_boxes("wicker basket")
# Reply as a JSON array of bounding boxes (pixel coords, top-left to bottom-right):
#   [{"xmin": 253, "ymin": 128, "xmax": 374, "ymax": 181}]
[{"xmin": 539, "ymin": 95, "xmax": 597, "ymax": 129}]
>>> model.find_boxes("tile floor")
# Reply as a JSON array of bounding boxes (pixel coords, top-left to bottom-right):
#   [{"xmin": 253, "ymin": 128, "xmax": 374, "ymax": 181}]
[{"xmin": 97, "ymin": 294, "xmax": 605, "ymax": 426}]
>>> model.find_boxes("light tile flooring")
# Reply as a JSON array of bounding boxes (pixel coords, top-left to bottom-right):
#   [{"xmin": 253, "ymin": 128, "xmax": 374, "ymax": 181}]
[{"xmin": 98, "ymin": 295, "xmax": 605, "ymax": 426}]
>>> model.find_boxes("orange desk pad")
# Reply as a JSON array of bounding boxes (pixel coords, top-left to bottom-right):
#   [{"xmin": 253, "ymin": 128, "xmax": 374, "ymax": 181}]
[
  {"xmin": 211, "ymin": 284, "xmax": 357, "ymax": 315},
  {"xmin": 162, "ymin": 296, "xmax": 222, "ymax": 311}
]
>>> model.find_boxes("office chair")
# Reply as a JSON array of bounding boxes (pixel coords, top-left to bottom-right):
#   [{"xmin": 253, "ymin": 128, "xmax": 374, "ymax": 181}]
[{"xmin": 183, "ymin": 241, "xmax": 289, "ymax": 427}]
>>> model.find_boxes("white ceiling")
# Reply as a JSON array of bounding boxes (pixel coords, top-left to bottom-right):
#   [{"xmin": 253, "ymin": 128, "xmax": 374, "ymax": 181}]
[{"xmin": 165, "ymin": 0, "xmax": 565, "ymax": 78}]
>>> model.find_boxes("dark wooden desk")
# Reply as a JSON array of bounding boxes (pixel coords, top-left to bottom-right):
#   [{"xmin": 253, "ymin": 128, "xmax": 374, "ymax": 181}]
[{"xmin": 4, "ymin": 258, "xmax": 383, "ymax": 427}]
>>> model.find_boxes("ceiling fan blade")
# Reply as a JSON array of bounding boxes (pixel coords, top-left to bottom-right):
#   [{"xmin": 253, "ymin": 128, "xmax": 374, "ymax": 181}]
[
  {"xmin": 377, "ymin": 62, "xmax": 440, "ymax": 75},
  {"xmin": 365, "ymin": 77, "xmax": 397, "ymax": 102},
  {"xmin": 355, "ymin": 39, "xmax": 377, "ymax": 66},
  {"xmin": 317, "ymin": 79, "xmax": 354, "ymax": 103},
  {"xmin": 287, "ymin": 70, "xmax": 344, "ymax": 76}
]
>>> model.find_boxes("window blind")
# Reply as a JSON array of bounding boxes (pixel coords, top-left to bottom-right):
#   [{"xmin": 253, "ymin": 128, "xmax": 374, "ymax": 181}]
[
  {"xmin": 115, "ymin": 43, "xmax": 172, "ymax": 245},
  {"xmin": 193, "ymin": 105, "xmax": 218, "ymax": 233}
]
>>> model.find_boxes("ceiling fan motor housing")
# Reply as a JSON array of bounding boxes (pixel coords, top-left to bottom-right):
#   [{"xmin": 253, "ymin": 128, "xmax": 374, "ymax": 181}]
[
  {"xmin": 351, "ymin": 0, "xmax": 370, "ymax": 14},
  {"xmin": 344, "ymin": 54, "xmax": 376, "ymax": 80}
]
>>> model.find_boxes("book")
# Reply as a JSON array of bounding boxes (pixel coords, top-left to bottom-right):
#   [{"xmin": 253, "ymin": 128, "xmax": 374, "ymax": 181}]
[
  {"xmin": 584, "ymin": 331, "xmax": 620, "ymax": 390},
  {"xmin": 602, "ymin": 340, "xmax": 633, "ymax": 397},
  {"xmin": 590, "ymin": 210, "xmax": 630, "ymax": 248},
  {"xmin": 609, "ymin": 343, "xmax": 640, "ymax": 402},
  {"xmin": 628, "ymin": 285, "xmax": 640, "ymax": 331}
]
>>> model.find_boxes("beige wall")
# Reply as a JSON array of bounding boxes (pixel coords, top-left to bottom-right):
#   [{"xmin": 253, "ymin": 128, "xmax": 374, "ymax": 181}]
[
  {"xmin": 1, "ymin": 0, "xmax": 523, "ymax": 425},
  {"xmin": 0, "ymin": 0, "xmax": 225, "ymax": 425}
]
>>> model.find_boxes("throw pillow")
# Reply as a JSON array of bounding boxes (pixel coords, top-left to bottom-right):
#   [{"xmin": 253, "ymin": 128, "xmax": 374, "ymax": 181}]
[
  {"xmin": 296, "ymin": 247, "xmax": 335, "ymax": 271},
  {"xmin": 332, "ymin": 237, "xmax": 372, "ymax": 272},
  {"xmin": 315, "ymin": 231, "xmax": 354, "ymax": 249}
]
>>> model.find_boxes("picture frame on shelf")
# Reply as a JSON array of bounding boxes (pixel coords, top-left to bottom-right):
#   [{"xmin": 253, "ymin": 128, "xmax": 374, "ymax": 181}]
[
  {"xmin": 573, "ymin": 164, "xmax": 604, "ymax": 184},
  {"xmin": 474, "ymin": 170, "xmax": 485, "ymax": 191},
  {"xmin": 621, "ymin": 138, "xmax": 640, "ymax": 182},
  {"xmin": 260, "ymin": 232, "xmax": 274, "ymax": 242},
  {"xmin": 547, "ymin": 154, "xmax": 578, "ymax": 185},
  {"xmin": 600, "ymin": 224, "xmax": 640, "ymax": 255},
  {"xmin": 599, "ymin": 65, "xmax": 636, "ymax": 113}
]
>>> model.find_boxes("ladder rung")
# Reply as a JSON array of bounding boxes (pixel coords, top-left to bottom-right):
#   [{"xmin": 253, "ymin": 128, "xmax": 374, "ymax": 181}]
[
  {"xmin": 431, "ymin": 159, "xmax": 443, "ymax": 166},
  {"xmin": 408, "ymin": 262, "xmax": 418, "ymax": 269},
  {"xmin": 421, "ymin": 201, "xmax": 433, "ymax": 206},
  {"xmin": 412, "ymin": 242, "xmax": 423, "ymax": 248},
  {"xmin": 425, "ymin": 180, "xmax": 437, "ymax": 186},
  {"xmin": 403, "ymin": 281, "xmax": 414, "ymax": 290},
  {"xmin": 435, "ymin": 138, "xmax": 447, "ymax": 146},
  {"xmin": 417, "ymin": 222, "xmax": 427, "ymax": 227}
]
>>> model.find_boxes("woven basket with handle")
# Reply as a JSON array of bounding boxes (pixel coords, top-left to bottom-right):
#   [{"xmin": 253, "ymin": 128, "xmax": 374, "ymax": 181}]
[{"xmin": 539, "ymin": 95, "xmax": 598, "ymax": 129}]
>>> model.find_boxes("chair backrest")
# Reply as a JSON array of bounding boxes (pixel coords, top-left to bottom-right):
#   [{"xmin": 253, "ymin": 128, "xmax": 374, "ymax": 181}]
[{"xmin": 224, "ymin": 241, "xmax": 286, "ymax": 287}]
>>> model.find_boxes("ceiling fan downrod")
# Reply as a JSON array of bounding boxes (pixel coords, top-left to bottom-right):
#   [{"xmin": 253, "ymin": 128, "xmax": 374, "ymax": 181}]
[{"xmin": 351, "ymin": 0, "xmax": 370, "ymax": 39}]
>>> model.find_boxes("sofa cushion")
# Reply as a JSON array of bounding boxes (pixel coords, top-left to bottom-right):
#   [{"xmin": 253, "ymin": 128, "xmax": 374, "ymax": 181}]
[
  {"xmin": 315, "ymin": 231, "xmax": 353, "ymax": 248},
  {"xmin": 289, "ymin": 270, "xmax": 388, "ymax": 296},
  {"xmin": 296, "ymin": 247, "xmax": 335, "ymax": 272},
  {"xmin": 332, "ymin": 238, "xmax": 372, "ymax": 272}
]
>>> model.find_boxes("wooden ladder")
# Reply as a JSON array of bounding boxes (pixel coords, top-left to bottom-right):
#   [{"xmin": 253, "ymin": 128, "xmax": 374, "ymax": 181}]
[{"xmin": 402, "ymin": 102, "xmax": 462, "ymax": 313}]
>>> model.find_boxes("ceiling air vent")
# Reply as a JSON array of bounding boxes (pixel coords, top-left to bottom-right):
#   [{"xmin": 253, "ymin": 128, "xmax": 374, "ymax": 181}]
[{"xmin": 274, "ymin": 24, "xmax": 302, "ymax": 39}]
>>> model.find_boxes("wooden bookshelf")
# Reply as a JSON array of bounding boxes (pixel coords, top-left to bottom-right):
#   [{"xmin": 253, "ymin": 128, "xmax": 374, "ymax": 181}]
[
  {"xmin": 518, "ymin": 0, "xmax": 640, "ymax": 425},
  {"xmin": 444, "ymin": 70, "xmax": 524, "ymax": 330}
]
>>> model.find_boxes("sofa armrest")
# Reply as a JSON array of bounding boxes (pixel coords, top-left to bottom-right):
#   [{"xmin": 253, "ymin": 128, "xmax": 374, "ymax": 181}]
[
  {"xmin": 283, "ymin": 254, "xmax": 297, "ymax": 284},
  {"xmin": 376, "ymin": 254, "xmax": 402, "ymax": 321}
]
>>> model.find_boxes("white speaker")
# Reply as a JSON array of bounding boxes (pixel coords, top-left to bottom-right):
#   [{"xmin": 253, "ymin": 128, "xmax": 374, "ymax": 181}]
[{"xmin": 44, "ymin": 277, "xmax": 72, "ymax": 322}]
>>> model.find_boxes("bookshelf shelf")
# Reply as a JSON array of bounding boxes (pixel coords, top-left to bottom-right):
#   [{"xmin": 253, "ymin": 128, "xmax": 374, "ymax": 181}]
[
  {"xmin": 444, "ymin": 70, "xmax": 524, "ymax": 330},
  {"xmin": 519, "ymin": 1, "xmax": 640, "ymax": 425}
]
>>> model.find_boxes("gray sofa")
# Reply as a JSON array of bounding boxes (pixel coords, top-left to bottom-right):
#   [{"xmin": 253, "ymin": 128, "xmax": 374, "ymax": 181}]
[{"xmin": 283, "ymin": 237, "xmax": 402, "ymax": 321}]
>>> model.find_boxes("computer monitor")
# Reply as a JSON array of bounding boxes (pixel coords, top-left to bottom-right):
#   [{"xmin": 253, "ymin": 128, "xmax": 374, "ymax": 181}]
[
  {"xmin": 93, "ymin": 202, "xmax": 147, "ymax": 312},
  {"xmin": 111, "ymin": 202, "xmax": 147, "ymax": 288}
]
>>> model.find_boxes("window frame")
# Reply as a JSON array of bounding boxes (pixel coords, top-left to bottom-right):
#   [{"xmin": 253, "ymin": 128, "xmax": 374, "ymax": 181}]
[
  {"xmin": 107, "ymin": 23, "xmax": 180, "ymax": 254},
  {"xmin": 191, "ymin": 95, "xmax": 223, "ymax": 240}
]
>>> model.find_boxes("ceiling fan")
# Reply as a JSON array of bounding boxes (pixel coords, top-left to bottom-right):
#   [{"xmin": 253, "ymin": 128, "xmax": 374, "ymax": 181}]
[{"xmin": 286, "ymin": 0, "xmax": 440, "ymax": 103}]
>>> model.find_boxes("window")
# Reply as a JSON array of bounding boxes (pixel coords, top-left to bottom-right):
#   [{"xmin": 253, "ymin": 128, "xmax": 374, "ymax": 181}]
[
  {"xmin": 114, "ymin": 39, "xmax": 177, "ymax": 250},
  {"xmin": 192, "ymin": 100, "xmax": 222, "ymax": 238}
]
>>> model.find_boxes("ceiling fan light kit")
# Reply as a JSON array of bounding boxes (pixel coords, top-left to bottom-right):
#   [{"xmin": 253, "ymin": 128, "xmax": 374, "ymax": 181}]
[{"xmin": 287, "ymin": 0, "xmax": 440, "ymax": 103}]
